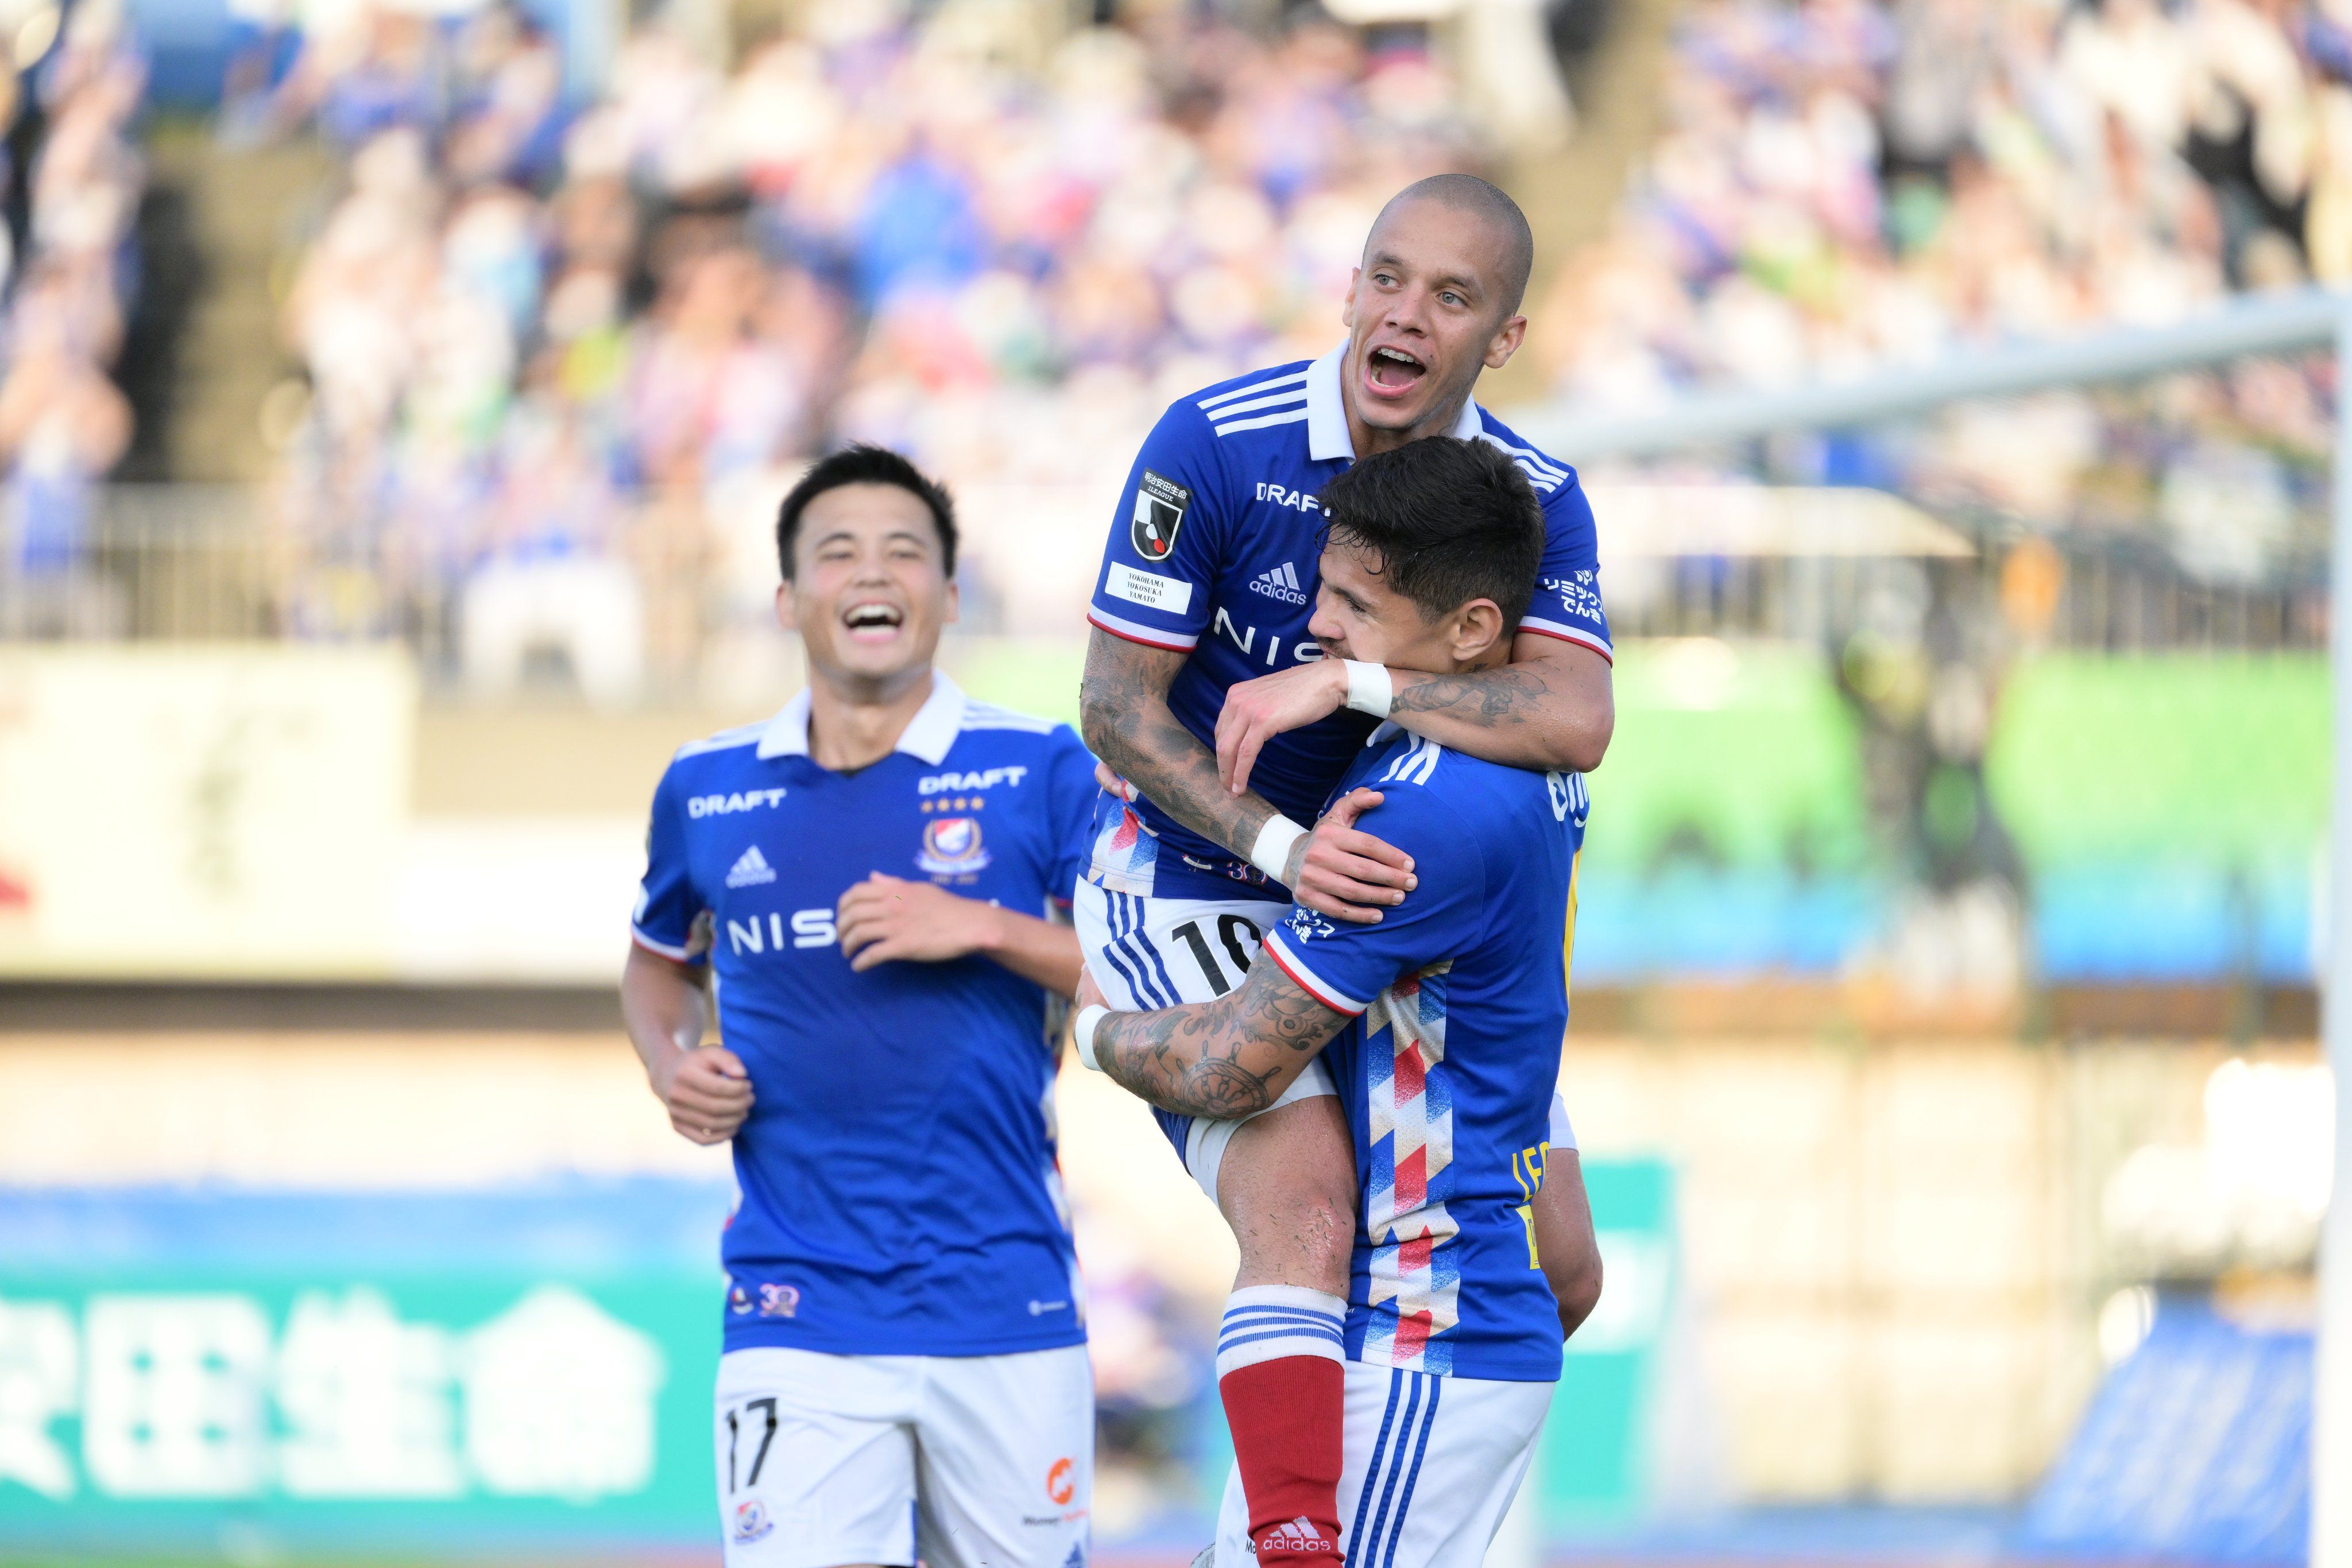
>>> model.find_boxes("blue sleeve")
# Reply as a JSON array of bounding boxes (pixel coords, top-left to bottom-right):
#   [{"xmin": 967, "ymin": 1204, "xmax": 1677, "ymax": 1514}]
[
  {"xmin": 1087, "ymin": 397, "xmax": 1226, "ymax": 652},
  {"xmin": 1258, "ymin": 784, "xmax": 1488, "ymax": 1015},
  {"xmin": 631, "ymin": 761, "xmax": 707, "ymax": 963},
  {"xmin": 1521, "ymin": 474, "xmax": 1612, "ymax": 661},
  {"xmin": 1042, "ymin": 725, "xmax": 1100, "ymax": 907}
]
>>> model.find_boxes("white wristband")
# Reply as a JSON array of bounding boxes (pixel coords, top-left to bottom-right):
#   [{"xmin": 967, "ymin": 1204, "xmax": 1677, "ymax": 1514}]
[
  {"xmin": 1072, "ymin": 1005, "xmax": 1110, "ymax": 1071},
  {"xmin": 1248, "ymin": 815, "xmax": 1310, "ymax": 882},
  {"xmin": 1344, "ymin": 660, "xmax": 1394, "ymax": 718}
]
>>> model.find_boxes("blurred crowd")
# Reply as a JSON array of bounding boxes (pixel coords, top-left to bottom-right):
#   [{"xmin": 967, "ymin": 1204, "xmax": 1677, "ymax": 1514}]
[
  {"xmin": 0, "ymin": 0, "xmax": 142, "ymax": 633},
  {"xmin": 261, "ymin": 0, "xmax": 1490, "ymax": 693},
  {"xmin": 1539, "ymin": 0, "xmax": 2341, "ymax": 581}
]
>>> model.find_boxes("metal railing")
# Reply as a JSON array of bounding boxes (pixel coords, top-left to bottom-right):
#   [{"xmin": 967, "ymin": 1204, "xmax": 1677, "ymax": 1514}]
[{"xmin": 0, "ymin": 481, "xmax": 2328, "ymax": 700}]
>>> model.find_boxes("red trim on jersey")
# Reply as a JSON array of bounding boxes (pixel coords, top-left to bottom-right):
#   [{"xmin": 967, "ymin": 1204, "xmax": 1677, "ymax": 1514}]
[
  {"xmin": 631, "ymin": 929, "xmax": 704, "ymax": 967},
  {"xmin": 1087, "ymin": 610, "xmax": 1198, "ymax": 653},
  {"xmin": 1518, "ymin": 621, "xmax": 1615, "ymax": 664},
  {"xmin": 1263, "ymin": 935, "xmax": 1364, "ymax": 1016}
]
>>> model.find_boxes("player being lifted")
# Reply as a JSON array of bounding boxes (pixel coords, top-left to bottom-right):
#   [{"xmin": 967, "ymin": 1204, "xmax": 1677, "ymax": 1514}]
[
  {"xmin": 1077, "ymin": 438, "xmax": 1592, "ymax": 1568},
  {"xmin": 1076, "ymin": 174, "xmax": 1607, "ymax": 1563},
  {"xmin": 623, "ymin": 447, "xmax": 1099, "ymax": 1568}
]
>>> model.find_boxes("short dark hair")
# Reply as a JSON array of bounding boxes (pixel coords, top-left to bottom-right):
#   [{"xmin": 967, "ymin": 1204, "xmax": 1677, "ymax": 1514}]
[
  {"xmin": 1371, "ymin": 173, "xmax": 1535, "ymax": 318},
  {"xmin": 1317, "ymin": 438, "xmax": 1545, "ymax": 628},
  {"xmin": 775, "ymin": 444, "xmax": 958, "ymax": 580}
]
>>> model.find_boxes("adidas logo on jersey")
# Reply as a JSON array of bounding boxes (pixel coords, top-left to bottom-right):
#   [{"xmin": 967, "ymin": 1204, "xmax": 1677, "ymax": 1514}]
[
  {"xmin": 725, "ymin": 845, "xmax": 778, "ymax": 888},
  {"xmin": 1248, "ymin": 562, "xmax": 1309, "ymax": 607},
  {"xmin": 1256, "ymin": 1517, "xmax": 1337, "ymax": 1554}
]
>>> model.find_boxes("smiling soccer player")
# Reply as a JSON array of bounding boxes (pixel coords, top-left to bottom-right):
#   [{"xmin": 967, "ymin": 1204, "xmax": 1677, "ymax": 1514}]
[{"xmin": 622, "ymin": 446, "xmax": 1098, "ymax": 1568}]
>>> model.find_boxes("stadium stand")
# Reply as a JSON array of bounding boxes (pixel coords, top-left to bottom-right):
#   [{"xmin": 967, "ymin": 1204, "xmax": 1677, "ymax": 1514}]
[
  {"xmin": 252, "ymin": 3, "xmax": 1496, "ymax": 682},
  {"xmin": 1539, "ymin": 0, "xmax": 2338, "ymax": 577}
]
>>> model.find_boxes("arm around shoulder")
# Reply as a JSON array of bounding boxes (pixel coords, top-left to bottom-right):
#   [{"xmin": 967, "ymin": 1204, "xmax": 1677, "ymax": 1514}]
[{"xmin": 1384, "ymin": 634, "xmax": 1614, "ymax": 774}]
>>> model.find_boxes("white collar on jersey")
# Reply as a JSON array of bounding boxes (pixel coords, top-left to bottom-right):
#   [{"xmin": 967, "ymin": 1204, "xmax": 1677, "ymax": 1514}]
[
  {"xmin": 1305, "ymin": 340, "xmax": 1486, "ymax": 463},
  {"xmin": 755, "ymin": 669, "xmax": 966, "ymax": 765}
]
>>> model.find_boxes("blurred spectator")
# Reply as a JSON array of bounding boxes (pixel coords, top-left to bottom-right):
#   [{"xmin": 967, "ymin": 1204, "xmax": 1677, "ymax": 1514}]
[
  {"xmin": 1541, "ymin": 0, "xmax": 2343, "ymax": 586},
  {"xmin": 262, "ymin": 0, "xmax": 1494, "ymax": 694},
  {"xmin": 0, "ymin": 0, "xmax": 146, "ymax": 636}
]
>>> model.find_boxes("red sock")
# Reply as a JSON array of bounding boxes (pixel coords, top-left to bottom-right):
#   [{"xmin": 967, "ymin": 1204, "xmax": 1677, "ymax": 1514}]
[{"xmin": 1218, "ymin": 1287, "xmax": 1347, "ymax": 1565}]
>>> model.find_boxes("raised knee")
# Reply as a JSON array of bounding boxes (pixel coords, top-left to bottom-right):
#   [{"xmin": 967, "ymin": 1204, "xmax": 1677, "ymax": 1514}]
[{"xmin": 1231, "ymin": 1170, "xmax": 1357, "ymax": 1295}]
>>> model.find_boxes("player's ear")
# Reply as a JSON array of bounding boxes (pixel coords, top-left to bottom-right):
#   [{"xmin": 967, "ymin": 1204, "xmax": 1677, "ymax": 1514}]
[
  {"xmin": 1483, "ymin": 312, "xmax": 1527, "ymax": 371},
  {"xmin": 774, "ymin": 582, "xmax": 798, "ymax": 635},
  {"xmin": 1340, "ymin": 267, "xmax": 1361, "ymax": 331},
  {"xmin": 943, "ymin": 576, "xmax": 961, "ymax": 627},
  {"xmin": 1452, "ymin": 598, "xmax": 1506, "ymax": 664}
]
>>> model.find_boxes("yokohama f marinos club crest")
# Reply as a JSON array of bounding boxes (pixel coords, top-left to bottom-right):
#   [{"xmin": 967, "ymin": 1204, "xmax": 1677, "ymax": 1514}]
[{"xmin": 1131, "ymin": 470, "xmax": 1190, "ymax": 562}]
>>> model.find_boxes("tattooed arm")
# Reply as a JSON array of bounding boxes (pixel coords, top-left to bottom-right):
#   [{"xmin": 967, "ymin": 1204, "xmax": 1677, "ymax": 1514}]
[
  {"xmin": 1387, "ymin": 633, "xmax": 1614, "ymax": 772},
  {"xmin": 1080, "ymin": 629, "xmax": 1414, "ymax": 922},
  {"xmin": 1214, "ymin": 634, "xmax": 1614, "ymax": 794},
  {"xmin": 1081, "ymin": 955, "xmax": 1351, "ymax": 1120},
  {"xmin": 1080, "ymin": 629, "xmax": 1276, "ymax": 867}
]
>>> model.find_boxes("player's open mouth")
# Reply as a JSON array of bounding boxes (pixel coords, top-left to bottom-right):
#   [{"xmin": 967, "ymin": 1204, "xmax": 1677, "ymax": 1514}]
[
  {"xmin": 842, "ymin": 602, "xmax": 904, "ymax": 641},
  {"xmin": 1363, "ymin": 344, "xmax": 1427, "ymax": 396}
]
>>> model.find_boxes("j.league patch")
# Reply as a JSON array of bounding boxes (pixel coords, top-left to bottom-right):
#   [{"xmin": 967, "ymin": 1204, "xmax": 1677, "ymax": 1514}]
[{"xmin": 1131, "ymin": 470, "xmax": 1190, "ymax": 562}]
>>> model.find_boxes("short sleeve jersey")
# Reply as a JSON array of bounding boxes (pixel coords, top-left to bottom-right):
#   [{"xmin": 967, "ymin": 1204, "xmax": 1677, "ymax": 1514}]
[
  {"xmin": 1257, "ymin": 726, "xmax": 1593, "ymax": 1383},
  {"xmin": 1084, "ymin": 342, "xmax": 1610, "ymax": 903},
  {"xmin": 632, "ymin": 673, "xmax": 1097, "ymax": 1357}
]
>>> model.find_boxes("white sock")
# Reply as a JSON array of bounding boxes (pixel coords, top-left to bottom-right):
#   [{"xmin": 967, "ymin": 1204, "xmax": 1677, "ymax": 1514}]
[{"xmin": 1216, "ymin": 1284, "xmax": 1347, "ymax": 1379}]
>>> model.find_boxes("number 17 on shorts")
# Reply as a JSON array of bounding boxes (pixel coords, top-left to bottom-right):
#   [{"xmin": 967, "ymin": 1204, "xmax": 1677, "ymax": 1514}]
[{"xmin": 715, "ymin": 1344, "xmax": 1096, "ymax": 1568}]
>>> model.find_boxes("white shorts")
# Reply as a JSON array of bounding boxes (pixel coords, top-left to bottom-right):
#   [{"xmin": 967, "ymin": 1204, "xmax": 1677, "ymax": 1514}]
[
  {"xmin": 1211, "ymin": 1362, "xmax": 1554, "ymax": 1568},
  {"xmin": 714, "ymin": 1344, "xmax": 1093, "ymax": 1568},
  {"xmin": 1071, "ymin": 879, "xmax": 1336, "ymax": 1203},
  {"xmin": 1072, "ymin": 880, "xmax": 1576, "ymax": 1190}
]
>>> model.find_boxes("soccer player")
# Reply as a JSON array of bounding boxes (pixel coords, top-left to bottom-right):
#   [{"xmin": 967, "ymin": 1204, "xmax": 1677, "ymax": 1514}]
[
  {"xmin": 622, "ymin": 446, "xmax": 1098, "ymax": 1568},
  {"xmin": 1074, "ymin": 438, "xmax": 1585, "ymax": 1568},
  {"xmin": 1075, "ymin": 173, "xmax": 1606, "ymax": 1564}
]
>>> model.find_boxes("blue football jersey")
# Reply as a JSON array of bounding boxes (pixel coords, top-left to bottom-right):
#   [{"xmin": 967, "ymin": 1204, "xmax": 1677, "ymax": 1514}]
[
  {"xmin": 1084, "ymin": 343, "xmax": 1611, "ymax": 902},
  {"xmin": 632, "ymin": 673, "xmax": 1096, "ymax": 1357},
  {"xmin": 1259, "ymin": 726, "xmax": 1591, "ymax": 1383}
]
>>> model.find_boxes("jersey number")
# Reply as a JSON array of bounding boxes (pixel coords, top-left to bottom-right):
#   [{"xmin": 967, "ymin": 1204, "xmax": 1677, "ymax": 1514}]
[
  {"xmin": 1512, "ymin": 1143, "xmax": 1551, "ymax": 1269},
  {"xmin": 1171, "ymin": 915, "xmax": 1261, "ymax": 996},
  {"xmin": 724, "ymin": 1396, "xmax": 778, "ymax": 1493}
]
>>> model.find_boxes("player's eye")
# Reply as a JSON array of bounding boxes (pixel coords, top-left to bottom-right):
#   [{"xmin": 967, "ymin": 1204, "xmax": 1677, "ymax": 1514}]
[{"xmin": 1440, "ymin": 291, "xmax": 1463, "ymax": 307}]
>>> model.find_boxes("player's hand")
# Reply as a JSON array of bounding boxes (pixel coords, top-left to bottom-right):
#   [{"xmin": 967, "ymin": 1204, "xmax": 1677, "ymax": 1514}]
[
  {"xmin": 1094, "ymin": 761, "xmax": 1138, "ymax": 802},
  {"xmin": 837, "ymin": 872, "xmax": 1003, "ymax": 970},
  {"xmin": 1217, "ymin": 661, "xmax": 1351, "ymax": 796},
  {"xmin": 1074, "ymin": 963, "xmax": 1108, "ymax": 1013},
  {"xmin": 1284, "ymin": 787, "xmax": 1414, "ymax": 924},
  {"xmin": 651, "ymin": 1044, "xmax": 753, "ymax": 1144}
]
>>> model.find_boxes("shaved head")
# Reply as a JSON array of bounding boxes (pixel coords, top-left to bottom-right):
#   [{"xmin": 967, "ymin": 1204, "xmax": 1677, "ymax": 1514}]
[{"xmin": 1367, "ymin": 174, "xmax": 1534, "ymax": 318}]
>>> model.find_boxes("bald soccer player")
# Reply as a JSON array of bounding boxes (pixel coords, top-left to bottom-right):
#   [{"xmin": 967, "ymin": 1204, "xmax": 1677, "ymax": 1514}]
[{"xmin": 1074, "ymin": 175, "xmax": 1610, "ymax": 1568}]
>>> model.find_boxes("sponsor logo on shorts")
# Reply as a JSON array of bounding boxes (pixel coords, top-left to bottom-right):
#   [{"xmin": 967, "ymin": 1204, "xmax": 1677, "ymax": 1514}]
[
  {"xmin": 757, "ymin": 1283, "xmax": 800, "ymax": 1318},
  {"xmin": 918, "ymin": 816, "xmax": 990, "ymax": 876},
  {"xmin": 734, "ymin": 1499, "xmax": 775, "ymax": 1542},
  {"xmin": 1046, "ymin": 1457, "xmax": 1077, "ymax": 1506}
]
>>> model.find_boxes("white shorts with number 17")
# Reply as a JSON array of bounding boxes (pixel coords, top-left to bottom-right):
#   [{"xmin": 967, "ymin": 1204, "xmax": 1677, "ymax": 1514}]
[{"xmin": 714, "ymin": 1344, "xmax": 1093, "ymax": 1568}]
